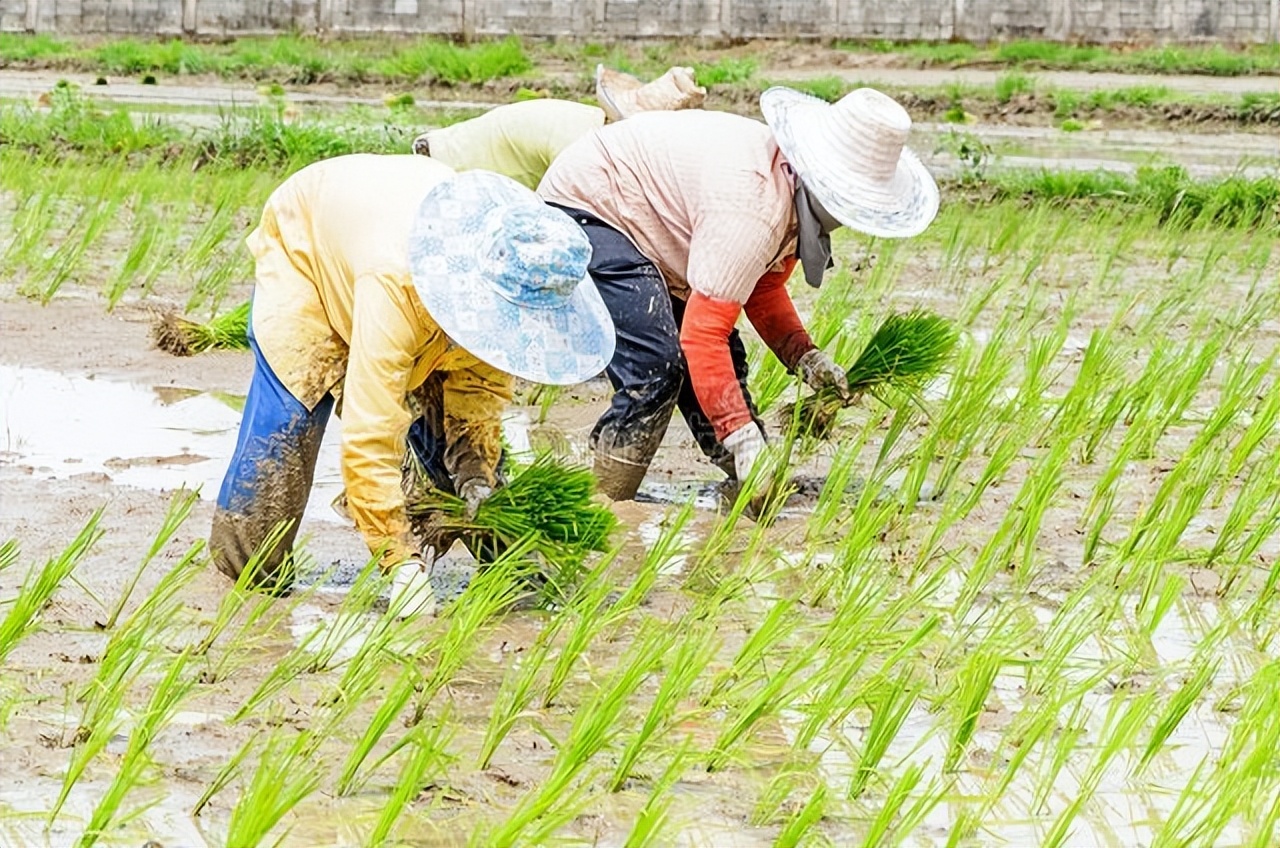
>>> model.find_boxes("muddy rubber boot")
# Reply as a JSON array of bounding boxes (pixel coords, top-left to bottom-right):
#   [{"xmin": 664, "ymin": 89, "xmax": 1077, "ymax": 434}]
[
  {"xmin": 593, "ymin": 450, "xmax": 651, "ymax": 501},
  {"xmin": 209, "ymin": 509, "xmax": 297, "ymax": 596}
]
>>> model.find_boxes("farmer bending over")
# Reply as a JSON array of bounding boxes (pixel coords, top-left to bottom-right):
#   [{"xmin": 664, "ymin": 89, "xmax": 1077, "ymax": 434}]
[
  {"xmin": 410, "ymin": 66, "xmax": 706, "ymax": 189},
  {"xmin": 209, "ymin": 155, "xmax": 615, "ymax": 614},
  {"xmin": 537, "ymin": 87, "xmax": 940, "ymax": 503}
]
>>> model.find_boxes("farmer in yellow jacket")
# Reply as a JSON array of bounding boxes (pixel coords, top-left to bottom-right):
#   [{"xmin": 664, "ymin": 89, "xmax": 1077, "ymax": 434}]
[
  {"xmin": 210, "ymin": 154, "xmax": 615, "ymax": 615},
  {"xmin": 410, "ymin": 66, "xmax": 706, "ymax": 189}
]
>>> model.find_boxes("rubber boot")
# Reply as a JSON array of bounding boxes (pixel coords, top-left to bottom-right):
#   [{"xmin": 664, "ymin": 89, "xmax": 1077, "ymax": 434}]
[{"xmin": 593, "ymin": 450, "xmax": 651, "ymax": 501}]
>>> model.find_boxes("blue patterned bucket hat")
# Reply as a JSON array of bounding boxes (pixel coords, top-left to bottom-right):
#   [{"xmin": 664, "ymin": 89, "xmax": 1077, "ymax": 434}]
[
  {"xmin": 409, "ymin": 171, "xmax": 615, "ymax": 386},
  {"xmin": 761, "ymin": 86, "xmax": 939, "ymax": 239}
]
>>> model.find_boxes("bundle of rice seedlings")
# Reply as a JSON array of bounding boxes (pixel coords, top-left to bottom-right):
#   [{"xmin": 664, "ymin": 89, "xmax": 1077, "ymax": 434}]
[
  {"xmin": 406, "ymin": 455, "xmax": 618, "ymax": 570},
  {"xmin": 153, "ymin": 301, "xmax": 250, "ymax": 356},
  {"xmin": 785, "ymin": 310, "xmax": 958, "ymax": 439}
]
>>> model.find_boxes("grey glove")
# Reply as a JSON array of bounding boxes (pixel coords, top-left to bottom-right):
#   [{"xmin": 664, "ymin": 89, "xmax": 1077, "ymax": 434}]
[
  {"xmin": 796, "ymin": 348, "xmax": 851, "ymax": 401},
  {"xmin": 458, "ymin": 478, "xmax": 494, "ymax": 521}
]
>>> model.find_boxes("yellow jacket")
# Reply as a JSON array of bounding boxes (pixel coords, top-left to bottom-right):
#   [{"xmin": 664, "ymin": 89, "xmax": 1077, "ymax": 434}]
[
  {"xmin": 425, "ymin": 100, "xmax": 606, "ymax": 190},
  {"xmin": 247, "ymin": 154, "xmax": 512, "ymax": 565}
]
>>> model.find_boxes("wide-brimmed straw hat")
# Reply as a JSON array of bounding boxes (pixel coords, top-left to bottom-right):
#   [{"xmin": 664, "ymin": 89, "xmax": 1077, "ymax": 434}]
[
  {"xmin": 595, "ymin": 65, "xmax": 706, "ymax": 122},
  {"xmin": 761, "ymin": 86, "xmax": 939, "ymax": 239},
  {"xmin": 409, "ymin": 172, "xmax": 615, "ymax": 386}
]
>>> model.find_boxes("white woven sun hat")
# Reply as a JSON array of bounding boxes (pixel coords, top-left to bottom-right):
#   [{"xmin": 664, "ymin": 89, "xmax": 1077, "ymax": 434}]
[{"xmin": 760, "ymin": 86, "xmax": 940, "ymax": 239}]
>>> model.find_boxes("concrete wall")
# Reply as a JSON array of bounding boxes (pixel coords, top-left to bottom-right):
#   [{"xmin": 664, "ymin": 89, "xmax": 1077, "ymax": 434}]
[{"xmin": 3, "ymin": 0, "xmax": 1278, "ymax": 43}]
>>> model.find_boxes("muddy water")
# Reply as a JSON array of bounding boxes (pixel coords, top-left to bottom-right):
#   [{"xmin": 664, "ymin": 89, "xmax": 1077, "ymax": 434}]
[
  {"xmin": 0, "ymin": 364, "xmax": 536, "ymax": 527},
  {"xmin": 776, "ymin": 593, "xmax": 1251, "ymax": 846},
  {"xmin": 0, "ymin": 363, "xmax": 346, "ymax": 523}
]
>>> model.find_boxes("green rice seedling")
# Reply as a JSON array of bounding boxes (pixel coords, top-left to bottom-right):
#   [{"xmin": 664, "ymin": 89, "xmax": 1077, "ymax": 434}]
[
  {"xmin": 479, "ymin": 616, "xmax": 564, "ymax": 769},
  {"xmin": 788, "ymin": 310, "xmax": 959, "ymax": 438},
  {"xmin": 1224, "ymin": 379, "xmax": 1280, "ymax": 482},
  {"xmin": 192, "ymin": 521, "xmax": 295, "ymax": 659},
  {"xmin": 0, "ymin": 541, "xmax": 17, "ymax": 572},
  {"xmin": 859, "ymin": 762, "xmax": 926, "ymax": 846},
  {"xmin": 609, "ymin": 619, "xmax": 718, "ymax": 791},
  {"xmin": 372, "ymin": 36, "xmax": 531, "ymax": 84},
  {"xmin": 706, "ymin": 619, "xmax": 825, "ymax": 773},
  {"xmin": 103, "ymin": 489, "xmax": 197, "ymax": 629},
  {"xmin": 366, "ymin": 711, "xmax": 454, "ymax": 845},
  {"xmin": 223, "ymin": 725, "xmax": 325, "ymax": 846},
  {"xmin": 848, "ymin": 673, "xmax": 919, "ymax": 798},
  {"xmin": 52, "ymin": 541, "xmax": 205, "ymax": 825},
  {"xmin": 1030, "ymin": 695, "xmax": 1089, "ymax": 814},
  {"xmin": 488, "ymin": 625, "xmax": 669, "ymax": 847},
  {"xmin": 539, "ymin": 560, "xmax": 625, "ymax": 709},
  {"xmin": 1211, "ymin": 463, "xmax": 1280, "ymax": 577},
  {"xmin": 1041, "ymin": 689, "xmax": 1157, "ymax": 848},
  {"xmin": 407, "ymin": 454, "xmax": 618, "ymax": 575},
  {"xmin": 993, "ymin": 70, "xmax": 1034, "ymax": 103},
  {"xmin": 32, "ymin": 179, "xmax": 122, "ymax": 303},
  {"xmin": 1137, "ymin": 657, "xmax": 1220, "ymax": 773},
  {"xmin": 606, "ymin": 502, "xmax": 694, "ymax": 624},
  {"xmin": 775, "ymin": 783, "xmax": 827, "ymax": 848},
  {"xmin": 77, "ymin": 647, "xmax": 198, "ymax": 848},
  {"xmin": 703, "ymin": 598, "xmax": 801, "ymax": 708},
  {"xmin": 944, "ymin": 649, "xmax": 1003, "ymax": 773},
  {"xmin": 623, "ymin": 742, "xmax": 694, "ymax": 848},
  {"xmin": 408, "ymin": 548, "xmax": 534, "ymax": 726},
  {"xmin": 336, "ymin": 666, "xmax": 418, "ymax": 796},
  {"xmin": 693, "ymin": 57, "xmax": 758, "ymax": 86},
  {"xmin": 0, "ymin": 510, "xmax": 103, "ymax": 665},
  {"xmin": 105, "ymin": 208, "xmax": 163, "ymax": 308},
  {"xmin": 153, "ymin": 300, "xmax": 251, "ymax": 356}
]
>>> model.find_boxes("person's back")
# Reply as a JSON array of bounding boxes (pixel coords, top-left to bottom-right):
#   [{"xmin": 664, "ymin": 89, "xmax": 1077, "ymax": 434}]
[
  {"xmin": 249, "ymin": 154, "xmax": 455, "ymax": 402},
  {"xmin": 423, "ymin": 100, "xmax": 606, "ymax": 190},
  {"xmin": 538, "ymin": 110, "xmax": 794, "ymax": 304}
]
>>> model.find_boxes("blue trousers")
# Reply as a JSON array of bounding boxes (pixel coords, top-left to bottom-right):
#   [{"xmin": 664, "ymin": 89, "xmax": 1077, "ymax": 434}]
[{"xmin": 210, "ymin": 322, "xmax": 455, "ymax": 590}]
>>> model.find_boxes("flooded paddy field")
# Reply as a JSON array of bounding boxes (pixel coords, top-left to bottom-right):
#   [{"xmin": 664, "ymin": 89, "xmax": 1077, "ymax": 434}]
[{"xmin": 3, "ymin": 40, "xmax": 1280, "ymax": 847}]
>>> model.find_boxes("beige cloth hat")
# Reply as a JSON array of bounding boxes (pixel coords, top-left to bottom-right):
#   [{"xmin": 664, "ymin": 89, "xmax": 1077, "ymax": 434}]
[
  {"xmin": 761, "ymin": 86, "xmax": 939, "ymax": 239},
  {"xmin": 595, "ymin": 65, "xmax": 707, "ymax": 122}
]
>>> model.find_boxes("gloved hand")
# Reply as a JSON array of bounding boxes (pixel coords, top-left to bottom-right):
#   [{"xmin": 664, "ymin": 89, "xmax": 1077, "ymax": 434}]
[
  {"xmin": 458, "ymin": 478, "xmax": 494, "ymax": 521},
  {"xmin": 723, "ymin": 423, "xmax": 786, "ymax": 521},
  {"xmin": 723, "ymin": 423, "xmax": 768, "ymax": 484},
  {"xmin": 389, "ymin": 553, "xmax": 436, "ymax": 619},
  {"xmin": 796, "ymin": 348, "xmax": 851, "ymax": 402}
]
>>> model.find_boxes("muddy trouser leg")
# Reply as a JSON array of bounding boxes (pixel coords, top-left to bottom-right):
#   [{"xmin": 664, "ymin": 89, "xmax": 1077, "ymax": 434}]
[
  {"xmin": 668, "ymin": 297, "xmax": 764, "ymax": 480},
  {"xmin": 210, "ymin": 333, "xmax": 332, "ymax": 593},
  {"xmin": 405, "ymin": 378, "xmax": 507, "ymax": 563},
  {"xmin": 549, "ymin": 205, "xmax": 683, "ymax": 501}
]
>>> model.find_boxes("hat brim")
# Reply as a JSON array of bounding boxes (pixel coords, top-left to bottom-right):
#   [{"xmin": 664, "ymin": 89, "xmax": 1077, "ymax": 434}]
[
  {"xmin": 409, "ymin": 173, "xmax": 616, "ymax": 386},
  {"xmin": 761, "ymin": 86, "xmax": 940, "ymax": 239}
]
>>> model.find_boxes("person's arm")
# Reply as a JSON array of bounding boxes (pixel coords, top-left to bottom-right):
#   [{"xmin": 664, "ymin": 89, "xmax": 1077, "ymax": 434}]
[
  {"xmin": 441, "ymin": 362, "xmax": 514, "ymax": 491},
  {"xmin": 681, "ymin": 214, "xmax": 790, "ymax": 442},
  {"xmin": 741, "ymin": 256, "xmax": 815, "ymax": 370},
  {"xmin": 341, "ymin": 275, "xmax": 424, "ymax": 566}
]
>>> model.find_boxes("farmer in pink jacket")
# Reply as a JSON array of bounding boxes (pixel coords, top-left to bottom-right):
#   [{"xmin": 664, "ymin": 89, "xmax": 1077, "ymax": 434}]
[{"xmin": 538, "ymin": 87, "xmax": 940, "ymax": 503}]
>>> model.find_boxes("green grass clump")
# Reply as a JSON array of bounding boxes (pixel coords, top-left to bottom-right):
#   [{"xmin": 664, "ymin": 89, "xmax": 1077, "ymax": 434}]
[
  {"xmin": 372, "ymin": 36, "xmax": 531, "ymax": 84},
  {"xmin": 983, "ymin": 166, "xmax": 1280, "ymax": 231},
  {"xmin": 838, "ymin": 36, "xmax": 1280, "ymax": 77},
  {"xmin": 787, "ymin": 311, "xmax": 959, "ymax": 438},
  {"xmin": 153, "ymin": 301, "xmax": 250, "ymax": 355},
  {"xmin": 407, "ymin": 455, "xmax": 618, "ymax": 566},
  {"xmin": 694, "ymin": 57, "xmax": 758, "ymax": 86},
  {"xmin": 994, "ymin": 71, "xmax": 1035, "ymax": 104}
]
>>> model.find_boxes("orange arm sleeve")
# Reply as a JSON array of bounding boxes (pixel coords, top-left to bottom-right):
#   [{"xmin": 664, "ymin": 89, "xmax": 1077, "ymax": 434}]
[
  {"xmin": 742, "ymin": 256, "xmax": 814, "ymax": 371},
  {"xmin": 680, "ymin": 292, "xmax": 755, "ymax": 442}
]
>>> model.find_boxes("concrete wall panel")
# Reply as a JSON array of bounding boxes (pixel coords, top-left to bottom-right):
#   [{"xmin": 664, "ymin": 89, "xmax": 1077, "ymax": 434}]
[{"xmin": 4, "ymin": 0, "xmax": 1278, "ymax": 42}]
